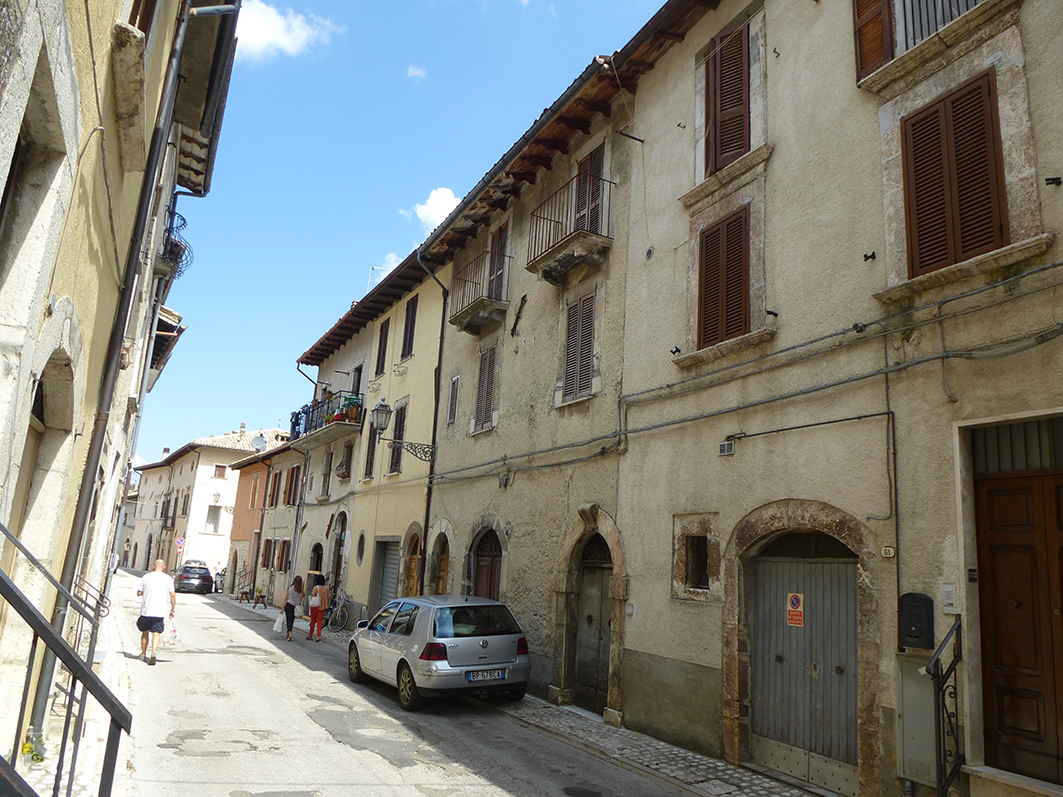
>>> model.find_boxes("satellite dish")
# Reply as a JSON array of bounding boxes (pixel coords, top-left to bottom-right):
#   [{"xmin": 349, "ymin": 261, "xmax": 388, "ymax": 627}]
[{"xmin": 251, "ymin": 435, "xmax": 266, "ymax": 452}]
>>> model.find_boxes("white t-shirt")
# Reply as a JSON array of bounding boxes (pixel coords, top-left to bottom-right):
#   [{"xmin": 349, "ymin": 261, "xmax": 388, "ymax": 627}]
[{"xmin": 139, "ymin": 571, "xmax": 175, "ymax": 618}]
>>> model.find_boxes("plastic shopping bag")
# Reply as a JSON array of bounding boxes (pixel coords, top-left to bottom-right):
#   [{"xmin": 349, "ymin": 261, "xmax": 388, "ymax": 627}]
[
  {"xmin": 273, "ymin": 610, "xmax": 284, "ymax": 633},
  {"xmin": 162, "ymin": 617, "xmax": 180, "ymax": 647}
]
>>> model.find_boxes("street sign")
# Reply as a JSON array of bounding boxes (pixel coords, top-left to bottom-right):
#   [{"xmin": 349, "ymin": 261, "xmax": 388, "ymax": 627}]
[
  {"xmin": 175, "ymin": 537, "xmax": 184, "ymax": 548},
  {"xmin": 787, "ymin": 593, "xmax": 804, "ymax": 627}
]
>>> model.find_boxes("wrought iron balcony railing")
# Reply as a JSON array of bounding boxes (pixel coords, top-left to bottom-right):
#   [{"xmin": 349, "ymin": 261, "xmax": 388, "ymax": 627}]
[
  {"xmin": 450, "ymin": 251, "xmax": 510, "ymax": 320},
  {"xmin": 896, "ymin": 0, "xmax": 986, "ymax": 55},
  {"xmin": 527, "ymin": 173, "xmax": 613, "ymax": 266},
  {"xmin": 290, "ymin": 390, "xmax": 365, "ymax": 441}
]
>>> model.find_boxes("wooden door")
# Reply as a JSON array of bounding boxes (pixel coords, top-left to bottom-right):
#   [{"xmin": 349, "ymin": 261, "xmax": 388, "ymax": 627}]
[
  {"xmin": 977, "ymin": 475, "xmax": 1063, "ymax": 784},
  {"xmin": 473, "ymin": 531, "xmax": 502, "ymax": 601},
  {"xmin": 574, "ymin": 533, "xmax": 612, "ymax": 714}
]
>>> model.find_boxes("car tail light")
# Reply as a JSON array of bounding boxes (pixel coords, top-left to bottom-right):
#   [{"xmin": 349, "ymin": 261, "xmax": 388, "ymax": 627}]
[
  {"xmin": 516, "ymin": 636, "xmax": 529, "ymax": 655},
  {"xmin": 419, "ymin": 643, "xmax": 448, "ymax": 661}
]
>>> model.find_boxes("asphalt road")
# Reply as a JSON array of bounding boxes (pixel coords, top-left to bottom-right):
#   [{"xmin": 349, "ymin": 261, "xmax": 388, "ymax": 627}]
[{"xmin": 111, "ymin": 570, "xmax": 680, "ymax": 797}]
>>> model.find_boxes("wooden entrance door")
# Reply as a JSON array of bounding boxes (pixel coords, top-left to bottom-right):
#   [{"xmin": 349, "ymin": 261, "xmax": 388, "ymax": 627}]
[
  {"xmin": 976, "ymin": 474, "xmax": 1063, "ymax": 784},
  {"xmin": 473, "ymin": 531, "xmax": 502, "ymax": 600},
  {"xmin": 575, "ymin": 534, "xmax": 612, "ymax": 714}
]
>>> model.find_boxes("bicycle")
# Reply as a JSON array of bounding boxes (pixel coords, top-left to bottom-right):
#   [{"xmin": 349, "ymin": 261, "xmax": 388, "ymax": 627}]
[{"xmin": 324, "ymin": 587, "xmax": 349, "ymax": 632}]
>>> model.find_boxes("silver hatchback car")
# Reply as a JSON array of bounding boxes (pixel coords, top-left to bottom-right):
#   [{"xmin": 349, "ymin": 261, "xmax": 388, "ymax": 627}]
[{"xmin": 347, "ymin": 595, "xmax": 531, "ymax": 710}]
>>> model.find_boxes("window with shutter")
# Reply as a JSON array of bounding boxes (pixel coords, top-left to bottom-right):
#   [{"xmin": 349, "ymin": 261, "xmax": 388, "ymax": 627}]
[
  {"xmin": 488, "ymin": 224, "xmax": 508, "ymax": 300},
  {"xmin": 563, "ymin": 292, "xmax": 595, "ymax": 403},
  {"xmin": 575, "ymin": 145, "xmax": 605, "ymax": 235},
  {"xmin": 447, "ymin": 377, "xmax": 459, "ymax": 425},
  {"xmin": 375, "ymin": 318, "xmax": 390, "ymax": 376},
  {"xmin": 902, "ymin": 70, "xmax": 1007, "ymax": 279},
  {"xmin": 853, "ymin": 0, "xmax": 892, "ymax": 81},
  {"xmin": 474, "ymin": 347, "xmax": 496, "ymax": 432},
  {"xmin": 698, "ymin": 207, "xmax": 750, "ymax": 349},
  {"xmin": 707, "ymin": 24, "xmax": 750, "ymax": 175},
  {"xmin": 364, "ymin": 425, "xmax": 377, "ymax": 479},
  {"xmin": 389, "ymin": 403, "xmax": 407, "ymax": 473},
  {"xmin": 401, "ymin": 295, "xmax": 418, "ymax": 359}
]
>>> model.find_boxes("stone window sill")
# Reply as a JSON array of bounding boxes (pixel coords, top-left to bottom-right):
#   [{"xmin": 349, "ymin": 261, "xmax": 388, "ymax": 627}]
[
  {"xmin": 857, "ymin": 0, "xmax": 1020, "ymax": 100},
  {"xmin": 672, "ymin": 585, "xmax": 723, "ymax": 604},
  {"xmin": 555, "ymin": 394, "xmax": 593, "ymax": 410},
  {"xmin": 679, "ymin": 144, "xmax": 774, "ymax": 213},
  {"xmin": 873, "ymin": 233, "xmax": 1053, "ymax": 303},
  {"xmin": 674, "ymin": 326, "xmax": 777, "ymax": 369}
]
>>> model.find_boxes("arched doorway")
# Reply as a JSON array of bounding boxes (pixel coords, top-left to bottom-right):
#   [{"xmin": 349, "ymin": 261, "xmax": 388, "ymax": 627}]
[
  {"xmin": 405, "ymin": 536, "xmax": 421, "ymax": 596},
  {"xmin": 574, "ymin": 533, "xmax": 613, "ymax": 713},
  {"xmin": 473, "ymin": 530, "xmax": 502, "ymax": 600},
  {"xmin": 434, "ymin": 536, "xmax": 450, "ymax": 594},
  {"xmin": 309, "ymin": 543, "xmax": 323, "ymax": 572}
]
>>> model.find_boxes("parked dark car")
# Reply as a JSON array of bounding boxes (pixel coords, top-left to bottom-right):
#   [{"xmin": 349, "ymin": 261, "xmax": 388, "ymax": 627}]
[
  {"xmin": 348, "ymin": 595, "xmax": 530, "ymax": 710},
  {"xmin": 174, "ymin": 565, "xmax": 213, "ymax": 594}
]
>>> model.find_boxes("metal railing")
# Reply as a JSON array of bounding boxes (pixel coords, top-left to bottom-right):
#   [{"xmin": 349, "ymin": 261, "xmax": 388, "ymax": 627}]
[
  {"xmin": 896, "ymin": 0, "xmax": 986, "ymax": 54},
  {"xmin": 290, "ymin": 390, "xmax": 365, "ymax": 440},
  {"xmin": 925, "ymin": 615, "xmax": 963, "ymax": 796},
  {"xmin": 527, "ymin": 174, "xmax": 613, "ymax": 264},
  {"xmin": 450, "ymin": 251, "xmax": 511, "ymax": 320},
  {"xmin": 0, "ymin": 520, "xmax": 132, "ymax": 797}
]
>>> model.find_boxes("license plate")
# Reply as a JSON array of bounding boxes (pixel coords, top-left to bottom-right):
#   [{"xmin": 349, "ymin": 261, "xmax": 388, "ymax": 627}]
[{"xmin": 467, "ymin": 669, "xmax": 505, "ymax": 682}]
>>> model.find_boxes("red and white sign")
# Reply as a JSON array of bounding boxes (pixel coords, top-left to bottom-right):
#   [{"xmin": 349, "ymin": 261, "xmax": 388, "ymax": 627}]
[
  {"xmin": 175, "ymin": 537, "xmax": 185, "ymax": 549},
  {"xmin": 787, "ymin": 593, "xmax": 804, "ymax": 627}
]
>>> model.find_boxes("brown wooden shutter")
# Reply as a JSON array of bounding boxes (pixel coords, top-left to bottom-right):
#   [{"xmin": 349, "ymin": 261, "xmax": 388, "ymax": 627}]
[
  {"xmin": 578, "ymin": 293, "xmax": 594, "ymax": 398},
  {"xmin": 853, "ymin": 0, "xmax": 892, "ymax": 81},
  {"xmin": 563, "ymin": 300, "xmax": 580, "ymax": 403},
  {"xmin": 698, "ymin": 207, "xmax": 750, "ymax": 349},
  {"xmin": 708, "ymin": 25, "xmax": 750, "ymax": 174},
  {"xmin": 364, "ymin": 425, "xmax": 377, "ymax": 478},
  {"xmin": 401, "ymin": 296, "xmax": 418, "ymax": 359},
  {"xmin": 475, "ymin": 347, "xmax": 495, "ymax": 431},
  {"xmin": 389, "ymin": 404, "xmax": 407, "ymax": 473},
  {"xmin": 576, "ymin": 144, "xmax": 605, "ymax": 234},
  {"xmin": 375, "ymin": 318, "xmax": 390, "ymax": 376},
  {"xmin": 488, "ymin": 224, "xmax": 508, "ymax": 300},
  {"xmin": 902, "ymin": 71, "xmax": 1007, "ymax": 278}
]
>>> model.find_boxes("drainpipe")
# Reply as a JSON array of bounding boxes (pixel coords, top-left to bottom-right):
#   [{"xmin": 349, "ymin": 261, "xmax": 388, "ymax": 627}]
[
  {"xmin": 32, "ymin": 1, "xmax": 239, "ymax": 750},
  {"xmin": 414, "ymin": 249, "xmax": 448, "ymax": 595}
]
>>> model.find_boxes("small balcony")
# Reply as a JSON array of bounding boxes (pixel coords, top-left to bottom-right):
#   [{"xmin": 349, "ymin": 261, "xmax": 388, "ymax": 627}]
[
  {"xmin": 526, "ymin": 173, "xmax": 613, "ymax": 287},
  {"xmin": 896, "ymin": 0, "xmax": 987, "ymax": 54},
  {"xmin": 449, "ymin": 250, "xmax": 510, "ymax": 336},
  {"xmin": 290, "ymin": 390, "xmax": 365, "ymax": 451}
]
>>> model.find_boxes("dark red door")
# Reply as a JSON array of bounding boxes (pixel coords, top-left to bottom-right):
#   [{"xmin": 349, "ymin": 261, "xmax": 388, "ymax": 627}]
[
  {"xmin": 977, "ymin": 474, "xmax": 1063, "ymax": 783},
  {"xmin": 473, "ymin": 531, "xmax": 502, "ymax": 601}
]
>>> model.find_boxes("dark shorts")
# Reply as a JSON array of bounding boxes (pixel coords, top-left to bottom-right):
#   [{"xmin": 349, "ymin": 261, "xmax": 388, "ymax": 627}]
[{"xmin": 137, "ymin": 615, "xmax": 164, "ymax": 633}]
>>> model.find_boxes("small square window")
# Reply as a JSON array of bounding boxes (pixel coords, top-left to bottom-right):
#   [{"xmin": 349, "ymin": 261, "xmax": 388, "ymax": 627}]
[{"xmin": 213, "ymin": 464, "xmax": 226, "ymax": 478}]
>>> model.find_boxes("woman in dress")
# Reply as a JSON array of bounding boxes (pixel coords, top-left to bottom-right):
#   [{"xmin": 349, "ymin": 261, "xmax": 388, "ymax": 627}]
[{"xmin": 284, "ymin": 575, "xmax": 304, "ymax": 641}]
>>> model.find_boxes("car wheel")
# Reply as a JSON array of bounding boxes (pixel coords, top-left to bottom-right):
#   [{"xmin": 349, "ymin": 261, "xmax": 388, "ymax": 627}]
[
  {"xmin": 348, "ymin": 644, "xmax": 367, "ymax": 683},
  {"xmin": 396, "ymin": 663, "xmax": 424, "ymax": 711},
  {"xmin": 503, "ymin": 687, "xmax": 526, "ymax": 702}
]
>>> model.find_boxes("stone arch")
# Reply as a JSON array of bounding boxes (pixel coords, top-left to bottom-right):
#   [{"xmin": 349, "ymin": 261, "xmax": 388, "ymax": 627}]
[
  {"xmin": 426, "ymin": 519, "xmax": 454, "ymax": 595},
  {"xmin": 466, "ymin": 511, "xmax": 510, "ymax": 599},
  {"xmin": 723, "ymin": 499, "xmax": 879, "ymax": 796},
  {"xmin": 400, "ymin": 521, "xmax": 423, "ymax": 597},
  {"xmin": 550, "ymin": 503, "xmax": 628, "ymax": 726}
]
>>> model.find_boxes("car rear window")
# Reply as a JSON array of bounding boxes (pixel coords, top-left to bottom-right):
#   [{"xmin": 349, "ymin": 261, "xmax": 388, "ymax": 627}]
[
  {"xmin": 184, "ymin": 567, "xmax": 210, "ymax": 576},
  {"xmin": 433, "ymin": 605, "xmax": 521, "ymax": 638}
]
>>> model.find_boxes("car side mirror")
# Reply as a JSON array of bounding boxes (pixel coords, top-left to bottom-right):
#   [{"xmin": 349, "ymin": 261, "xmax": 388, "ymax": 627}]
[{"xmin": 356, "ymin": 619, "xmax": 368, "ymax": 629}]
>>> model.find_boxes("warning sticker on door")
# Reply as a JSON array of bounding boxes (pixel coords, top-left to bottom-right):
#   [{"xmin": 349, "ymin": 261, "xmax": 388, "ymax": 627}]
[{"xmin": 787, "ymin": 593, "xmax": 804, "ymax": 627}]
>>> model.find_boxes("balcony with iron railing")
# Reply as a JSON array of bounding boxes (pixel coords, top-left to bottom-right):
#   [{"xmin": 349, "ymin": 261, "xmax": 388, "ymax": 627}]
[
  {"xmin": 526, "ymin": 174, "xmax": 613, "ymax": 287},
  {"xmin": 448, "ymin": 250, "xmax": 511, "ymax": 336},
  {"xmin": 290, "ymin": 390, "xmax": 365, "ymax": 451},
  {"xmin": 895, "ymin": 0, "xmax": 987, "ymax": 55}
]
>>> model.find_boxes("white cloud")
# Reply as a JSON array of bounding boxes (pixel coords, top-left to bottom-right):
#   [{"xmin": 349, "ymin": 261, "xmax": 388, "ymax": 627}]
[
  {"xmin": 372, "ymin": 253, "xmax": 402, "ymax": 286},
  {"xmin": 132, "ymin": 453, "xmax": 147, "ymax": 468},
  {"xmin": 236, "ymin": 0, "xmax": 340, "ymax": 62},
  {"xmin": 398, "ymin": 208, "xmax": 412, "ymax": 222},
  {"xmin": 413, "ymin": 187, "xmax": 460, "ymax": 233},
  {"xmin": 407, "ymin": 64, "xmax": 427, "ymax": 79}
]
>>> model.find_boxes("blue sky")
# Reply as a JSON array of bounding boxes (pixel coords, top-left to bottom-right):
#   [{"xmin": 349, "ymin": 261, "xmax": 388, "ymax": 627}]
[{"xmin": 133, "ymin": 0, "xmax": 661, "ymax": 467}]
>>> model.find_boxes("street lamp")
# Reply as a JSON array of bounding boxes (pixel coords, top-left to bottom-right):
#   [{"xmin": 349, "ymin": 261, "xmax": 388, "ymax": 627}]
[{"xmin": 370, "ymin": 397, "xmax": 436, "ymax": 462}]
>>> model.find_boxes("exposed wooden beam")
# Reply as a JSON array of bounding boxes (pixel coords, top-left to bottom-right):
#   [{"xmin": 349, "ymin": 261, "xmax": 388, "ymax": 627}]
[
  {"xmin": 534, "ymin": 137, "xmax": 569, "ymax": 154},
  {"xmin": 575, "ymin": 98, "xmax": 612, "ymax": 118},
  {"xmin": 521, "ymin": 155, "xmax": 553, "ymax": 169},
  {"xmin": 623, "ymin": 59, "xmax": 654, "ymax": 74},
  {"xmin": 462, "ymin": 212, "xmax": 492, "ymax": 226},
  {"xmin": 500, "ymin": 185, "xmax": 522, "ymax": 198},
  {"xmin": 656, "ymin": 30, "xmax": 685, "ymax": 42},
  {"xmin": 556, "ymin": 115, "xmax": 591, "ymax": 134},
  {"xmin": 486, "ymin": 198, "xmax": 508, "ymax": 211},
  {"xmin": 506, "ymin": 171, "xmax": 537, "ymax": 184}
]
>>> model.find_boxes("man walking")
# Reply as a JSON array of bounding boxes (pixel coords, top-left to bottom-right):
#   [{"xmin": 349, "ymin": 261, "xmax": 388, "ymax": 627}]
[{"xmin": 137, "ymin": 559, "xmax": 176, "ymax": 665}]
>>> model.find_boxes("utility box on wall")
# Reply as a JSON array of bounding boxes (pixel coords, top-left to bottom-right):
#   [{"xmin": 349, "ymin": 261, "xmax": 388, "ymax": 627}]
[{"xmin": 899, "ymin": 592, "xmax": 935, "ymax": 649}]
